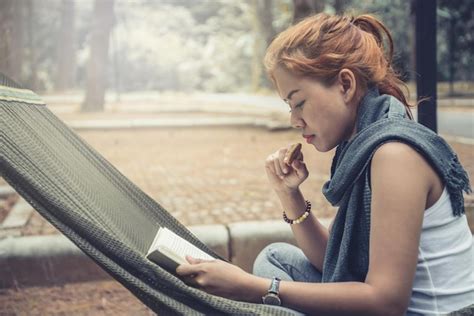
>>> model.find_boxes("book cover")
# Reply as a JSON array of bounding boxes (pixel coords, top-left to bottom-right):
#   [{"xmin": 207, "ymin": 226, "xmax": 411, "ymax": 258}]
[{"xmin": 146, "ymin": 227, "xmax": 215, "ymax": 272}]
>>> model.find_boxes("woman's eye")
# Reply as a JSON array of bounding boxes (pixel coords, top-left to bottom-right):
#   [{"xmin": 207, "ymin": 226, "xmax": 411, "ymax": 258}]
[
  {"xmin": 288, "ymin": 100, "xmax": 305, "ymax": 113},
  {"xmin": 290, "ymin": 100, "xmax": 305, "ymax": 112},
  {"xmin": 295, "ymin": 100, "xmax": 305, "ymax": 108}
]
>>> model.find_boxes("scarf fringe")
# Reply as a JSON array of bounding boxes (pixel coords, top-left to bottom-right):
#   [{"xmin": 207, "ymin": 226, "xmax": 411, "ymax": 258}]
[{"xmin": 447, "ymin": 155, "xmax": 472, "ymax": 217}]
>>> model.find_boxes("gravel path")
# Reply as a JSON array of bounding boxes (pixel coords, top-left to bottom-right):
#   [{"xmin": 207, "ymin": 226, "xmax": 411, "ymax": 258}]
[{"xmin": 1, "ymin": 113, "xmax": 472, "ymax": 315}]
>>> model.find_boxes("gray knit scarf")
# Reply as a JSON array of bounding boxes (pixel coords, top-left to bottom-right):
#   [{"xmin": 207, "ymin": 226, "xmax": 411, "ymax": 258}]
[{"xmin": 321, "ymin": 87, "xmax": 471, "ymax": 282}]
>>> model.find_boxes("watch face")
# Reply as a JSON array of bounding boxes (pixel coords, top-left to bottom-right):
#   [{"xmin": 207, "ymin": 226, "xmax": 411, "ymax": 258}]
[{"xmin": 262, "ymin": 293, "xmax": 281, "ymax": 306}]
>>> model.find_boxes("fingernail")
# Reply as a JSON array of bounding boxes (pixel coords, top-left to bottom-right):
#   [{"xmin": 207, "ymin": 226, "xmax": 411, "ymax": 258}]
[{"xmin": 283, "ymin": 168, "xmax": 288, "ymax": 173}]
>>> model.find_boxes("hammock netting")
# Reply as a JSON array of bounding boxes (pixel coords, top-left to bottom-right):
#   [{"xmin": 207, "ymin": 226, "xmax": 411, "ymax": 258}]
[{"xmin": 0, "ymin": 73, "xmax": 297, "ymax": 315}]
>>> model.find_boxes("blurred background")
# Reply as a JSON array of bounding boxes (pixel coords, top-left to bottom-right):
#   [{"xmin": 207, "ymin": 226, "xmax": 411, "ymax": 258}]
[{"xmin": 0, "ymin": 0, "xmax": 472, "ymax": 109}]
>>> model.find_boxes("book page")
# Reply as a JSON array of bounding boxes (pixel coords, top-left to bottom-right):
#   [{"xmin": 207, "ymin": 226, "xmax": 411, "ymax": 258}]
[{"xmin": 155, "ymin": 227, "xmax": 215, "ymax": 264}]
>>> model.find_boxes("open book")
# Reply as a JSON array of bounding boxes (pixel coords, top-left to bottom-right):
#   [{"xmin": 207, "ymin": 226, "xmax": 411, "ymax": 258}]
[{"xmin": 146, "ymin": 227, "xmax": 215, "ymax": 272}]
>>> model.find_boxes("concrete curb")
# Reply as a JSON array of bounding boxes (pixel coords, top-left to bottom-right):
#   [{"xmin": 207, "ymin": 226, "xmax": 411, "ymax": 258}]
[
  {"xmin": 442, "ymin": 135, "xmax": 474, "ymax": 145},
  {"xmin": 0, "ymin": 185, "xmax": 16, "ymax": 199},
  {"xmin": 65, "ymin": 117, "xmax": 292, "ymax": 132},
  {"xmin": 0, "ymin": 234, "xmax": 110, "ymax": 288},
  {"xmin": 1, "ymin": 204, "xmax": 472, "ymax": 289},
  {"xmin": 0, "ymin": 219, "xmax": 331, "ymax": 289},
  {"xmin": 63, "ymin": 118, "xmax": 474, "ymax": 142}
]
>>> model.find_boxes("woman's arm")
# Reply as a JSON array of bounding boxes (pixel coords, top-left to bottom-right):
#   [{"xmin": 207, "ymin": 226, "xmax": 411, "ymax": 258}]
[
  {"xmin": 178, "ymin": 142, "xmax": 435, "ymax": 315},
  {"xmin": 274, "ymin": 142, "xmax": 433, "ymax": 315},
  {"xmin": 274, "ymin": 187, "xmax": 330, "ymax": 271},
  {"xmin": 265, "ymin": 146, "xmax": 330, "ymax": 270}
]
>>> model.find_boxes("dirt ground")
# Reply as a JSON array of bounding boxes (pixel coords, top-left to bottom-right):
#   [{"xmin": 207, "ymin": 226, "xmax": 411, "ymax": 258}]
[
  {"xmin": 0, "ymin": 281, "xmax": 154, "ymax": 316},
  {"xmin": 1, "ymin": 125, "xmax": 473, "ymax": 315},
  {"xmin": 19, "ymin": 127, "xmax": 339, "ymax": 236},
  {"xmin": 7, "ymin": 126, "xmax": 473, "ymax": 237},
  {"xmin": 0, "ymin": 126, "xmax": 337, "ymax": 315}
]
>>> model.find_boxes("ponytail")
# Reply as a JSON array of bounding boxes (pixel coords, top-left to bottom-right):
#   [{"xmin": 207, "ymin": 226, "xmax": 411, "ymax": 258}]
[{"xmin": 352, "ymin": 15, "xmax": 414, "ymax": 119}]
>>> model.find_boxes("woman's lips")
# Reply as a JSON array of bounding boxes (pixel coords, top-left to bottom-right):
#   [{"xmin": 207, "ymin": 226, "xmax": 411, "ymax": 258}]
[{"xmin": 303, "ymin": 134, "xmax": 315, "ymax": 144}]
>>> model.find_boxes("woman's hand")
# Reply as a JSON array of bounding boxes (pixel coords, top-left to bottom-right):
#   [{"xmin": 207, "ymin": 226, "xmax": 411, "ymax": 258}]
[
  {"xmin": 265, "ymin": 145, "xmax": 309, "ymax": 192},
  {"xmin": 176, "ymin": 256, "xmax": 264, "ymax": 302}
]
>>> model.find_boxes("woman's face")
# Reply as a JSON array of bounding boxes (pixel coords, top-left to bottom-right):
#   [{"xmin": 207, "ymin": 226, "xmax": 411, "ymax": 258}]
[{"xmin": 273, "ymin": 67, "xmax": 359, "ymax": 152}]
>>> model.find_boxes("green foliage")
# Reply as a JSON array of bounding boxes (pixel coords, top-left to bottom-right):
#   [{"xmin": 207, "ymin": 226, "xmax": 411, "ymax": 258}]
[
  {"xmin": 352, "ymin": 0, "xmax": 413, "ymax": 81},
  {"xmin": 437, "ymin": 0, "xmax": 474, "ymax": 82},
  {"xmin": 1, "ymin": 0, "xmax": 471, "ymax": 93}
]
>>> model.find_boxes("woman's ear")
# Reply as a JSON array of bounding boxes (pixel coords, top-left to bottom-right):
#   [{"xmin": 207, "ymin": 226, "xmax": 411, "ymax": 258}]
[{"xmin": 337, "ymin": 69, "xmax": 357, "ymax": 104}]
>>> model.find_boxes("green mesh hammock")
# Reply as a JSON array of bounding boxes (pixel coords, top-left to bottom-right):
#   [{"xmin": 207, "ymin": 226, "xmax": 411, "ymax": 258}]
[{"xmin": 0, "ymin": 73, "xmax": 298, "ymax": 315}]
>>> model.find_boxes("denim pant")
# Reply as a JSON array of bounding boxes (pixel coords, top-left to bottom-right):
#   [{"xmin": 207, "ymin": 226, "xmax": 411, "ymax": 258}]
[{"xmin": 252, "ymin": 242, "xmax": 323, "ymax": 315}]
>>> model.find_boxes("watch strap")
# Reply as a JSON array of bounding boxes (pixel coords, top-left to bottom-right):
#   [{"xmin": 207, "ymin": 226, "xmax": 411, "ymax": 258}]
[{"xmin": 268, "ymin": 277, "xmax": 281, "ymax": 294}]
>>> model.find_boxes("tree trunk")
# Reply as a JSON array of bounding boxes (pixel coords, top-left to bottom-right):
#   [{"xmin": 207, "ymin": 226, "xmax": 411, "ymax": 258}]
[
  {"xmin": 25, "ymin": 0, "xmax": 38, "ymax": 90},
  {"xmin": 260, "ymin": 0, "xmax": 276, "ymax": 47},
  {"xmin": 448, "ymin": 15, "xmax": 455, "ymax": 96},
  {"xmin": 311, "ymin": 0, "xmax": 325, "ymax": 13},
  {"xmin": 0, "ymin": 0, "xmax": 24, "ymax": 82},
  {"xmin": 251, "ymin": 0, "xmax": 275, "ymax": 91},
  {"xmin": 55, "ymin": 0, "xmax": 76, "ymax": 92},
  {"xmin": 0, "ymin": 1, "xmax": 13, "ymax": 76},
  {"xmin": 333, "ymin": 0, "xmax": 348, "ymax": 15},
  {"xmin": 82, "ymin": 0, "xmax": 115, "ymax": 112},
  {"xmin": 293, "ymin": 0, "xmax": 324, "ymax": 24},
  {"xmin": 293, "ymin": 0, "xmax": 313, "ymax": 23}
]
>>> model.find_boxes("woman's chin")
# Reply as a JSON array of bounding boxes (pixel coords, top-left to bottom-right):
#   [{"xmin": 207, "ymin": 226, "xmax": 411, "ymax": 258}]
[
  {"xmin": 313, "ymin": 140, "xmax": 335, "ymax": 153},
  {"xmin": 313, "ymin": 143, "xmax": 327, "ymax": 152}
]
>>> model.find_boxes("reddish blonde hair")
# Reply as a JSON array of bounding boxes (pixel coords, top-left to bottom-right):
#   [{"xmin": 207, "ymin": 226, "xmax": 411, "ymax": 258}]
[{"xmin": 264, "ymin": 13, "xmax": 414, "ymax": 119}]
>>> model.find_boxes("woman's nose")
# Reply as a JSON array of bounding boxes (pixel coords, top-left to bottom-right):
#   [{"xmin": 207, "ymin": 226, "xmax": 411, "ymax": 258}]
[{"xmin": 290, "ymin": 112, "xmax": 304, "ymax": 129}]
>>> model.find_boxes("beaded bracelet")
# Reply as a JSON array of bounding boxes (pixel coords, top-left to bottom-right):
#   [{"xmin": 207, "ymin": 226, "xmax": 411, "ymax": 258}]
[{"xmin": 282, "ymin": 200, "xmax": 311, "ymax": 224}]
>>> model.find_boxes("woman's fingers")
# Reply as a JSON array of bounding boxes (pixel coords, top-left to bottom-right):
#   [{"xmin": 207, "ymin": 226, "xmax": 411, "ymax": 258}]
[
  {"xmin": 266, "ymin": 146, "xmax": 308, "ymax": 187},
  {"xmin": 266, "ymin": 151, "xmax": 285, "ymax": 179},
  {"xmin": 176, "ymin": 263, "xmax": 198, "ymax": 276},
  {"xmin": 273, "ymin": 154, "xmax": 285, "ymax": 179},
  {"xmin": 278, "ymin": 148, "xmax": 290, "ymax": 174},
  {"xmin": 185, "ymin": 255, "xmax": 206, "ymax": 264},
  {"xmin": 177, "ymin": 256, "xmax": 205, "ymax": 275},
  {"xmin": 291, "ymin": 152, "xmax": 308, "ymax": 177},
  {"xmin": 176, "ymin": 262, "xmax": 204, "ymax": 288},
  {"xmin": 267, "ymin": 147, "xmax": 305, "ymax": 178},
  {"xmin": 291, "ymin": 158, "xmax": 304, "ymax": 172},
  {"xmin": 291, "ymin": 151, "xmax": 303, "ymax": 165}
]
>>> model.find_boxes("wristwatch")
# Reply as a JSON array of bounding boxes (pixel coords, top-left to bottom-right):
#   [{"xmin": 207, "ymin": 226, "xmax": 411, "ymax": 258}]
[{"xmin": 262, "ymin": 277, "xmax": 281, "ymax": 306}]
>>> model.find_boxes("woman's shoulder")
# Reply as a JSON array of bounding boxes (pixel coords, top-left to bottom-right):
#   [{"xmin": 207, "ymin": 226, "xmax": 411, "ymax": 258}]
[
  {"xmin": 371, "ymin": 141, "xmax": 437, "ymax": 184},
  {"xmin": 371, "ymin": 141, "xmax": 443, "ymax": 207}
]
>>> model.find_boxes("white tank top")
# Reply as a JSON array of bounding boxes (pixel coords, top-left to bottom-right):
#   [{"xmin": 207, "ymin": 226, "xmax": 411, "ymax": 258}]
[{"xmin": 407, "ymin": 187, "xmax": 474, "ymax": 315}]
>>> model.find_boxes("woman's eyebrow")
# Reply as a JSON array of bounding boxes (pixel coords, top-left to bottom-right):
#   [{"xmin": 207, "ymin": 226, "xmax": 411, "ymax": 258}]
[{"xmin": 283, "ymin": 89, "xmax": 300, "ymax": 103}]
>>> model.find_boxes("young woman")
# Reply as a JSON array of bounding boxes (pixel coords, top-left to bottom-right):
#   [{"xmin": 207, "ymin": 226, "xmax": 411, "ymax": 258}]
[{"xmin": 176, "ymin": 13, "xmax": 473, "ymax": 315}]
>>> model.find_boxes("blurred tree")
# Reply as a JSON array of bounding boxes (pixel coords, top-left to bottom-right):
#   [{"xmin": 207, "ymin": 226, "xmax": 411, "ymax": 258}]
[
  {"xmin": 251, "ymin": 0, "xmax": 275, "ymax": 91},
  {"xmin": 260, "ymin": 0, "xmax": 277, "ymax": 46},
  {"xmin": 82, "ymin": 0, "xmax": 115, "ymax": 112},
  {"xmin": 198, "ymin": 2, "xmax": 254, "ymax": 92},
  {"xmin": 438, "ymin": 0, "xmax": 474, "ymax": 94},
  {"xmin": 0, "ymin": 0, "xmax": 25, "ymax": 83},
  {"xmin": 55, "ymin": 0, "xmax": 76, "ymax": 92},
  {"xmin": 292, "ymin": 0, "xmax": 325, "ymax": 24},
  {"xmin": 2, "ymin": 0, "xmax": 470, "ymax": 95},
  {"xmin": 185, "ymin": 0, "xmax": 224, "ymax": 25},
  {"xmin": 360, "ymin": 0, "xmax": 412, "ymax": 82},
  {"xmin": 25, "ymin": 0, "xmax": 38, "ymax": 90},
  {"xmin": 333, "ymin": 0, "xmax": 352, "ymax": 14}
]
